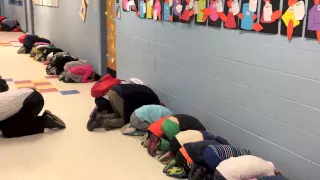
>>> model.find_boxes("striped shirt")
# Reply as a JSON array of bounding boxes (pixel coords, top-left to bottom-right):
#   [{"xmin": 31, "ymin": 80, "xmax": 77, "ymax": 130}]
[
  {"xmin": 208, "ymin": 144, "xmax": 250, "ymax": 160},
  {"xmin": 0, "ymin": 88, "xmax": 34, "ymax": 121}
]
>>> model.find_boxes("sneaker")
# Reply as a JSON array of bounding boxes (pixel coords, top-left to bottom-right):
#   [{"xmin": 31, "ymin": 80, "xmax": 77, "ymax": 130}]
[
  {"xmin": 166, "ymin": 166, "xmax": 187, "ymax": 178},
  {"xmin": 141, "ymin": 133, "xmax": 149, "ymax": 147},
  {"xmin": 158, "ymin": 152, "xmax": 174, "ymax": 165},
  {"xmin": 147, "ymin": 134, "xmax": 160, "ymax": 157},
  {"xmin": 89, "ymin": 107, "xmax": 99, "ymax": 119},
  {"xmin": 43, "ymin": 110, "xmax": 66, "ymax": 129},
  {"xmin": 87, "ymin": 117, "xmax": 102, "ymax": 131},
  {"xmin": 163, "ymin": 159, "xmax": 176, "ymax": 173}
]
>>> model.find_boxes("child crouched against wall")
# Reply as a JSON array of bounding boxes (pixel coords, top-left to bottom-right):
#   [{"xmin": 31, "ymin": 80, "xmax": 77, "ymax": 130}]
[{"xmin": 59, "ymin": 60, "xmax": 100, "ymax": 83}]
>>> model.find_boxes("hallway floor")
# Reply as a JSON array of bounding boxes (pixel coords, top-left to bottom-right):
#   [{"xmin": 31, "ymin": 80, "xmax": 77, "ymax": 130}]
[{"xmin": 0, "ymin": 32, "xmax": 169, "ymax": 180}]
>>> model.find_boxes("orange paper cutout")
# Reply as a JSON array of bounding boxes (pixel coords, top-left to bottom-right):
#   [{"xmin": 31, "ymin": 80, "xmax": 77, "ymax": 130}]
[
  {"xmin": 170, "ymin": 15, "xmax": 173, "ymax": 22},
  {"xmin": 271, "ymin": 10, "xmax": 282, "ymax": 22},
  {"xmin": 287, "ymin": 19, "xmax": 293, "ymax": 40},
  {"xmin": 227, "ymin": 0, "xmax": 232, "ymax": 8},
  {"xmin": 201, "ymin": 8, "xmax": 212, "ymax": 22},
  {"xmin": 218, "ymin": 12, "xmax": 227, "ymax": 22},
  {"xmin": 201, "ymin": 8, "xmax": 212, "ymax": 15},
  {"xmin": 202, "ymin": 15, "xmax": 209, "ymax": 22},
  {"xmin": 252, "ymin": 14, "xmax": 257, "ymax": 20},
  {"xmin": 288, "ymin": 0, "xmax": 298, "ymax": 6},
  {"xmin": 253, "ymin": 23, "xmax": 263, "ymax": 31},
  {"xmin": 237, "ymin": 13, "xmax": 243, "ymax": 19},
  {"xmin": 317, "ymin": 31, "xmax": 320, "ymax": 43},
  {"xmin": 315, "ymin": 0, "xmax": 320, "ymax": 43},
  {"xmin": 189, "ymin": 9, "xmax": 194, "ymax": 16},
  {"xmin": 136, "ymin": 11, "xmax": 140, "ymax": 16}
]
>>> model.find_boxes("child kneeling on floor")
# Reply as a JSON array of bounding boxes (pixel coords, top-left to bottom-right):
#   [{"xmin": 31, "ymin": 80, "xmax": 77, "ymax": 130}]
[
  {"xmin": 87, "ymin": 84, "xmax": 161, "ymax": 131},
  {"xmin": 0, "ymin": 88, "xmax": 66, "ymax": 138},
  {"xmin": 63, "ymin": 62, "xmax": 100, "ymax": 83},
  {"xmin": 0, "ymin": 18, "xmax": 19, "ymax": 31},
  {"xmin": 120, "ymin": 104, "xmax": 173, "ymax": 136},
  {"xmin": 143, "ymin": 114, "xmax": 207, "ymax": 157}
]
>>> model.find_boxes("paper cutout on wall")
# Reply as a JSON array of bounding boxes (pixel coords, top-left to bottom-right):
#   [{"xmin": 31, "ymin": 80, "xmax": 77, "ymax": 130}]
[
  {"xmin": 259, "ymin": 0, "xmax": 281, "ymax": 34},
  {"xmin": 153, "ymin": 0, "xmax": 163, "ymax": 20},
  {"xmin": 180, "ymin": 0, "xmax": 195, "ymax": 23},
  {"xmin": 195, "ymin": 0, "xmax": 208, "ymax": 25},
  {"xmin": 223, "ymin": 0, "xmax": 239, "ymax": 29},
  {"xmin": 116, "ymin": 2, "xmax": 122, "ymax": 19},
  {"xmin": 280, "ymin": 0, "xmax": 305, "ymax": 40},
  {"xmin": 133, "ymin": 0, "xmax": 139, "ymax": 11},
  {"xmin": 238, "ymin": 0, "xmax": 262, "ymax": 31},
  {"xmin": 138, "ymin": 0, "xmax": 146, "ymax": 18},
  {"xmin": 123, "ymin": 0, "xmax": 137, "ymax": 11},
  {"xmin": 305, "ymin": 0, "xmax": 320, "ymax": 42},
  {"xmin": 207, "ymin": 0, "xmax": 224, "ymax": 27},
  {"xmin": 33, "ymin": 0, "xmax": 59, "ymax": 7},
  {"xmin": 146, "ymin": 0, "xmax": 153, "ymax": 18},
  {"xmin": 163, "ymin": 0, "xmax": 173, "ymax": 21},
  {"xmin": 123, "ymin": 0, "xmax": 129, "ymax": 11},
  {"xmin": 79, "ymin": 0, "xmax": 87, "ymax": 22},
  {"xmin": 172, "ymin": 0, "xmax": 182, "ymax": 21}
]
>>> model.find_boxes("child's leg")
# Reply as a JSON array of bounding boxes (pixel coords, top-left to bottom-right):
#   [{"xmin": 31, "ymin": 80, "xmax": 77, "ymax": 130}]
[
  {"xmin": 104, "ymin": 118, "xmax": 125, "ymax": 130},
  {"xmin": 130, "ymin": 112, "xmax": 150, "ymax": 132},
  {"xmin": 108, "ymin": 90, "xmax": 124, "ymax": 118}
]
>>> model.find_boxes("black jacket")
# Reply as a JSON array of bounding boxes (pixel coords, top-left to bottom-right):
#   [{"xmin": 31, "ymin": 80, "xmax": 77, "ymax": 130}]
[
  {"xmin": 23, "ymin": 35, "xmax": 51, "ymax": 49},
  {"xmin": 0, "ymin": 79, "xmax": 9, "ymax": 92},
  {"xmin": 174, "ymin": 114, "xmax": 206, "ymax": 131},
  {"xmin": 111, "ymin": 84, "xmax": 160, "ymax": 123}
]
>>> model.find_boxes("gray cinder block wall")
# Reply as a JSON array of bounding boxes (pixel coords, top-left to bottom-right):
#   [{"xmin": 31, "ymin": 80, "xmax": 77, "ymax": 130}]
[{"xmin": 116, "ymin": 1, "xmax": 320, "ymax": 180}]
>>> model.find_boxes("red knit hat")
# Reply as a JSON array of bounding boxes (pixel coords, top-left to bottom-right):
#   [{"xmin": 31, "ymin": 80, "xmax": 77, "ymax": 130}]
[{"xmin": 18, "ymin": 33, "xmax": 27, "ymax": 43}]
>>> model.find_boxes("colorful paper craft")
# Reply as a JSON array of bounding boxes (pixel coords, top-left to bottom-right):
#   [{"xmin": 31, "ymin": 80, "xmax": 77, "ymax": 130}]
[
  {"xmin": 123, "ymin": 0, "xmax": 137, "ymax": 11},
  {"xmin": 172, "ymin": 0, "xmax": 182, "ymax": 21},
  {"xmin": 146, "ymin": 0, "xmax": 153, "ymax": 18},
  {"xmin": 138, "ymin": 0, "xmax": 147, "ymax": 18},
  {"xmin": 195, "ymin": 0, "xmax": 208, "ymax": 25},
  {"xmin": 153, "ymin": 0, "xmax": 163, "ymax": 20},
  {"xmin": 238, "ymin": 0, "xmax": 262, "ymax": 31},
  {"xmin": 259, "ymin": 0, "xmax": 281, "ymax": 34},
  {"xmin": 280, "ymin": 0, "xmax": 305, "ymax": 40},
  {"xmin": 180, "ymin": 0, "xmax": 195, "ymax": 23},
  {"xmin": 79, "ymin": 0, "xmax": 87, "ymax": 22},
  {"xmin": 223, "ymin": 0, "xmax": 240, "ymax": 29},
  {"xmin": 305, "ymin": 0, "xmax": 320, "ymax": 42},
  {"xmin": 133, "ymin": 0, "xmax": 139, "ymax": 11},
  {"xmin": 208, "ymin": 0, "xmax": 225, "ymax": 27},
  {"xmin": 163, "ymin": 0, "xmax": 173, "ymax": 21}
]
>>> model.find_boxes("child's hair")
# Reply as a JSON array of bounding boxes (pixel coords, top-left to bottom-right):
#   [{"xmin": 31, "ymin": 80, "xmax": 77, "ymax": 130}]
[{"xmin": 93, "ymin": 73, "xmax": 101, "ymax": 81}]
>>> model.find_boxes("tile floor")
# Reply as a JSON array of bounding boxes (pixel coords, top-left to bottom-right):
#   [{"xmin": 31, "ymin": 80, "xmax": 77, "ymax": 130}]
[{"xmin": 0, "ymin": 32, "xmax": 170, "ymax": 180}]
